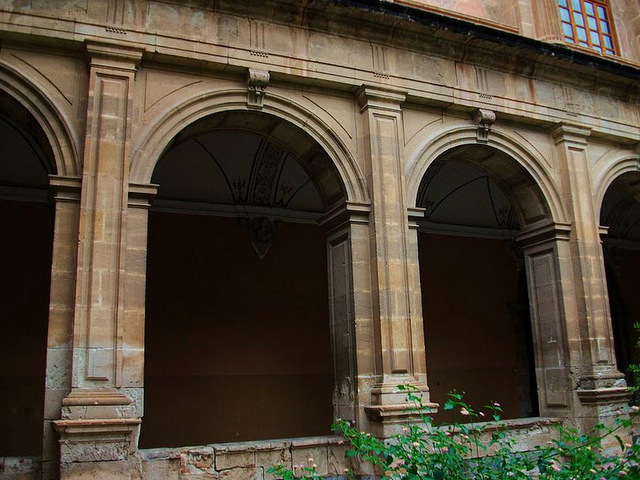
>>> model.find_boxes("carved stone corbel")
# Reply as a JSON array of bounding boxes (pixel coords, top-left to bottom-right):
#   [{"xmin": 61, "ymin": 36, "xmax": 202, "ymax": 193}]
[
  {"xmin": 238, "ymin": 216, "xmax": 280, "ymax": 259},
  {"xmin": 247, "ymin": 68, "xmax": 270, "ymax": 108},
  {"xmin": 473, "ymin": 108, "xmax": 496, "ymax": 143}
]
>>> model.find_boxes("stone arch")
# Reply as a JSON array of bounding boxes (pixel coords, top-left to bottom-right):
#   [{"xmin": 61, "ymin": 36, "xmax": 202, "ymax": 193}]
[
  {"xmin": 405, "ymin": 124, "xmax": 566, "ymax": 227},
  {"xmin": 0, "ymin": 60, "xmax": 80, "ymax": 177},
  {"xmin": 130, "ymin": 89, "xmax": 368, "ymax": 205},
  {"xmin": 138, "ymin": 90, "xmax": 364, "ymax": 447},
  {"xmin": 593, "ymin": 153, "xmax": 640, "ymax": 220},
  {"xmin": 596, "ymin": 157, "xmax": 640, "ymax": 391}
]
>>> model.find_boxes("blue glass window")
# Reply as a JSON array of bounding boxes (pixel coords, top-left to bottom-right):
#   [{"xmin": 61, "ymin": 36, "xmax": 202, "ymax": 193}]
[{"xmin": 557, "ymin": 1, "xmax": 616, "ymax": 55}]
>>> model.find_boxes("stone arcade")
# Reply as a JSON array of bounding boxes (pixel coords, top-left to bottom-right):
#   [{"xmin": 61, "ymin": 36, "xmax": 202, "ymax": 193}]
[{"xmin": 1, "ymin": 0, "xmax": 640, "ymax": 479}]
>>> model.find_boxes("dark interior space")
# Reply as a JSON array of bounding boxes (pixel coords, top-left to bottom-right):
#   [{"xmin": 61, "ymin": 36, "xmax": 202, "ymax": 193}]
[
  {"xmin": 416, "ymin": 152, "xmax": 541, "ymax": 422},
  {"xmin": 0, "ymin": 95, "xmax": 55, "ymax": 456},
  {"xmin": 420, "ymin": 233, "xmax": 536, "ymax": 422},
  {"xmin": 0, "ymin": 199, "xmax": 53, "ymax": 456}
]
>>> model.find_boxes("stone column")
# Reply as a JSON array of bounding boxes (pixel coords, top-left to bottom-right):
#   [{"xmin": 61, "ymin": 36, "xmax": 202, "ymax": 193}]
[
  {"xmin": 42, "ymin": 176, "xmax": 81, "ymax": 480},
  {"xmin": 552, "ymin": 124, "xmax": 628, "ymax": 431},
  {"xmin": 53, "ymin": 42, "xmax": 144, "ymax": 480},
  {"xmin": 355, "ymin": 86, "xmax": 434, "ymax": 437}
]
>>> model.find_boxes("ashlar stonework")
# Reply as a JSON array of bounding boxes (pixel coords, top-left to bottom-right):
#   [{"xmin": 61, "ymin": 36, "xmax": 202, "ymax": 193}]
[{"xmin": 0, "ymin": 0, "xmax": 639, "ymax": 479}]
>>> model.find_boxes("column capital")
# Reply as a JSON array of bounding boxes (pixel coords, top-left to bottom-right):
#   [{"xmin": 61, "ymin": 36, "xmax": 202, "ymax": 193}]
[
  {"xmin": 49, "ymin": 175, "xmax": 82, "ymax": 203},
  {"xmin": 517, "ymin": 220, "xmax": 571, "ymax": 248},
  {"xmin": 319, "ymin": 201, "xmax": 370, "ymax": 234},
  {"xmin": 551, "ymin": 123, "xmax": 591, "ymax": 147},
  {"xmin": 355, "ymin": 85, "xmax": 406, "ymax": 113},
  {"xmin": 85, "ymin": 41, "xmax": 143, "ymax": 72},
  {"xmin": 407, "ymin": 206, "xmax": 426, "ymax": 230},
  {"xmin": 128, "ymin": 182, "xmax": 158, "ymax": 209}
]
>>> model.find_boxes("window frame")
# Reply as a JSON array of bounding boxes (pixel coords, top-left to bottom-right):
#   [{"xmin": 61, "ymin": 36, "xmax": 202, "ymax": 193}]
[{"xmin": 557, "ymin": 0, "xmax": 618, "ymax": 56}]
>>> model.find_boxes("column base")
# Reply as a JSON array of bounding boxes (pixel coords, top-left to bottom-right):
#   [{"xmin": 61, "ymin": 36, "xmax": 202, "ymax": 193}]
[
  {"xmin": 365, "ymin": 402, "xmax": 438, "ymax": 437},
  {"xmin": 53, "ymin": 418, "xmax": 141, "ymax": 463},
  {"xmin": 575, "ymin": 384, "xmax": 632, "ymax": 451},
  {"xmin": 365, "ymin": 381, "xmax": 438, "ymax": 437},
  {"xmin": 53, "ymin": 389, "xmax": 142, "ymax": 479}
]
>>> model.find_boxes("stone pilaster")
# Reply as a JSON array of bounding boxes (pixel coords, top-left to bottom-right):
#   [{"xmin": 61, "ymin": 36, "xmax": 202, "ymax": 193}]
[
  {"xmin": 551, "ymin": 124, "xmax": 629, "ymax": 432},
  {"xmin": 532, "ymin": 0, "xmax": 565, "ymax": 43},
  {"xmin": 356, "ymin": 86, "xmax": 434, "ymax": 437},
  {"xmin": 517, "ymin": 222, "xmax": 574, "ymax": 418},
  {"xmin": 43, "ymin": 176, "xmax": 81, "ymax": 480},
  {"xmin": 120, "ymin": 183, "xmax": 157, "ymax": 410},
  {"xmin": 320, "ymin": 202, "xmax": 371, "ymax": 428},
  {"xmin": 54, "ymin": 42, "xmax": 144, "ymax": 478}
]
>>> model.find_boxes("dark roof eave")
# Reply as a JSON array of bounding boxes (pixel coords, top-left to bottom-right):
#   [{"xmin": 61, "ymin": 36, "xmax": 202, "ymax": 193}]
[{"xmin": 328, "ymin": 0, "xmax": 640, "ymax": 81}]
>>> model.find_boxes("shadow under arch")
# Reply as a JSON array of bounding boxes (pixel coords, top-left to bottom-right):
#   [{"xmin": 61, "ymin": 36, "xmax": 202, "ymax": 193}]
[
  {"xmin": 152, "ymin": 109, "xmax": 348, "ymax": 210},
  {"xmin": 130, "ymin": 89, "xmax": 368, "ymax": 206},
  {"xmin": 0, "ymin": 60, "xmax": 79, "ymax": 177}
]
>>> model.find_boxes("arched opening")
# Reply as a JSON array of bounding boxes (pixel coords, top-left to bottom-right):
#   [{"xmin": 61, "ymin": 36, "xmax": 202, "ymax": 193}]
[
  {"xmin": 0, "ymin": 90, "xmax": 55, "ymax": 456},
  {"xmin": 600, "ymin": 171, "xmax": 640, "ymax": 393},
  {"xmin": 417, "ymin": 144, "xmax": 546, "ymax": 421},
  {"xmin": 140, "ymin": 111, "xmax": 346, "ymax": 448}
]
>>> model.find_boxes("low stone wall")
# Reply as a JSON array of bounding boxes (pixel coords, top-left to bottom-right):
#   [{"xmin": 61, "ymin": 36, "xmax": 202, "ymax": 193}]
[
  {"xmin": 138, "ymin": 418, "xmax": 564, "ymax": 479},
  {"xmin": 140, "ymin": 436, "xmax": 358, "ymax": 480},
  {"xmin": 0, "ymin": 418, "xmax": 576, "ymax": 480}
]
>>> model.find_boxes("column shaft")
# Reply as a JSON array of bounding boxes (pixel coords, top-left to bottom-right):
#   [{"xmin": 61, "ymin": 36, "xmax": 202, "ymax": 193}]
[{"xmin": 356, "ymin": 86, "xmax": 433, "ymax": 435}]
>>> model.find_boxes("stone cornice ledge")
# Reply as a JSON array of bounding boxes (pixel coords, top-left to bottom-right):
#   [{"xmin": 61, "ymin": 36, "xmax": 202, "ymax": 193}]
[
  {"xmin": 365, "ymin": 402, "xmax": 438, "ymax": 423},
  {"xmin": 319, "ymin": 201, "xmax": 370, "ymax": 233},
  {"xmin": 53, "ymin": 418, "xmax": 142, "ymax": 431},
  {"xmin": 62, "ymin": 389, "xmax": 132, "ymax": 406},
  {"xmin": 576, "ymin": 387, "xmax": 631, "ymax": 405}
]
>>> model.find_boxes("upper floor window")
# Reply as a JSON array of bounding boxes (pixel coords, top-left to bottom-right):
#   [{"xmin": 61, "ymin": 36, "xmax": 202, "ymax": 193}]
[{"xmin": 558, "ymin": 0, "xmax": 616, "ymax": 55}]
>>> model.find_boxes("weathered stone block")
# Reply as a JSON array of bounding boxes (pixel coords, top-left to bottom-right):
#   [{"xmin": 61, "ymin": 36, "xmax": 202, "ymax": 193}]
[
  {"xmin": 60, "ymin": 459, "xmax": 141, "ymax": 480},
  {"xmin": 142, "ymin": 458, "xmax": 181, "ymax": 480},
  {"xmin": 217, "ymin": 466, "xmax": 262, "ymax": 480},
  {"xmin": 214, "ymin": 445, "xmax": 256, "ymax": 471}
]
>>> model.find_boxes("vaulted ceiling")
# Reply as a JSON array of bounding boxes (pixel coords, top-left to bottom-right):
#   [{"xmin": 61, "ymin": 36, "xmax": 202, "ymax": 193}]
[{"xmin": 151, "ymin": 112, "xmax": 345, "ymax": 221}]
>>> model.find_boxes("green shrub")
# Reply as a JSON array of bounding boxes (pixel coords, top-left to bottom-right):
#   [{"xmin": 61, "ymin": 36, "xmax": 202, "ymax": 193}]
[{"xmin": 269, "ymin": 386, "xmax": 640, "ymax": 480}]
